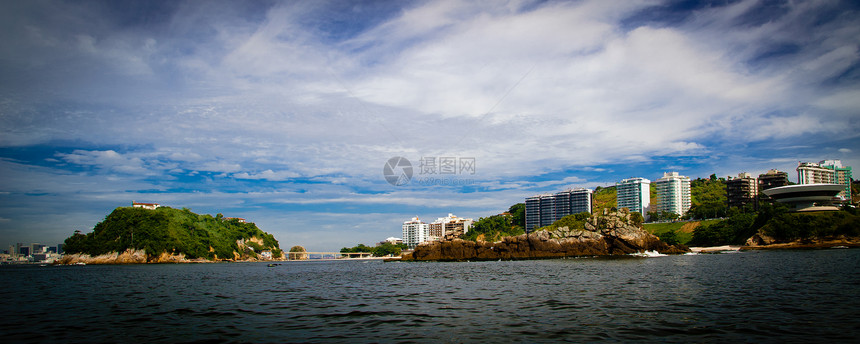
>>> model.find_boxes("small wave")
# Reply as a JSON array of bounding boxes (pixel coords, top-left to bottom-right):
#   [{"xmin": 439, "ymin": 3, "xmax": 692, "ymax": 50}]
[{"xmin": 629, "ymin": 250, "xmax": 667, "ymax": 257}]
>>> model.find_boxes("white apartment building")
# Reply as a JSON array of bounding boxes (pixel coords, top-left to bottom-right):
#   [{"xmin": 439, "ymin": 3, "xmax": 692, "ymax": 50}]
[
  {"xmin": 616, "ymin": 177, "xmax": 651, "ymax": 218},
  {"xmin": 654, "ymin": 172, "xmax": 692, "ymax": 216},
  {"xmin": 402, "ymin": 217, "xmax": 430, "ymax": 249}
]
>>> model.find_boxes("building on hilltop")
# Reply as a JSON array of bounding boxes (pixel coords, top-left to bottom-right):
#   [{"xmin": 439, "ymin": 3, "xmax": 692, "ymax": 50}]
[
  {"xmin": 428, "ymin": 214, "xmax": 473, "ymax": 241},
  {"xmin": 616, "ymin": 178, "xmax": 651, "ymax": 219},
  {"xmin": 379, "ymin": 237, "xmax": 403, "ymax": 246},
  {"xmin": 726, "ymin": 172, "xmax": 758, "ymax": 210},
  {"xmin": 654, "ymin": 172, "xmax": 691, "ymax": 217},
  {"xmin": 797, "ymin": 160, "xmax": 853, "ymax": 202},
  {"xmin": 525, "ymin": 188, "xmax": 593, "ymax": 230},
  {"xmin": 132, "ymin": 201, "xmax": 160, "ymax": 210},
  {"xmin": 402, "ymin": 217, "xmax": 429, "ymax": 249},
  {"xmin": 224, "ymin": 217, "xmax": 246, "ymax": 223}
]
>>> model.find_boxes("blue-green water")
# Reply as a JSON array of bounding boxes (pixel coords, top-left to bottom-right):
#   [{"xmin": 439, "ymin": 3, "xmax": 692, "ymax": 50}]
[{"xmin": 2, "ymin": 249, "xmax": 859, "ymax": 343}]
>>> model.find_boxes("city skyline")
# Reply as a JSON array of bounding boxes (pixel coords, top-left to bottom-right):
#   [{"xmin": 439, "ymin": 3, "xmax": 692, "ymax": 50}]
[{"xmin": 1, "ymin": 0, "xmax": 859, "ymax": 251}]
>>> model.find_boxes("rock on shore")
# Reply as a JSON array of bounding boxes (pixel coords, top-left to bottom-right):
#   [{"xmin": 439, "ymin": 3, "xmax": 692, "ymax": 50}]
[
  {"xmin": 405, "ymin": 209, "xmax": 688, "ymax": 261},
  {"xmin": 56, "ymin": 249, "xmax": 215, "ymax": 264}
]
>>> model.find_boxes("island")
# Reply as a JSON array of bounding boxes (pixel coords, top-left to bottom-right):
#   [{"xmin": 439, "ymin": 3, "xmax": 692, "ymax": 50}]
[{"xmin": 58, "ymin": 206, "xmax": 283, "ymax": 264}]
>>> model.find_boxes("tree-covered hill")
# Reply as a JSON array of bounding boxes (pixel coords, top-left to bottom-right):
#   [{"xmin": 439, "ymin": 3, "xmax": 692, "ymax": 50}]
[{"xmin": 63, "ymin": 207, "xmax": 282, "ymax": 260}]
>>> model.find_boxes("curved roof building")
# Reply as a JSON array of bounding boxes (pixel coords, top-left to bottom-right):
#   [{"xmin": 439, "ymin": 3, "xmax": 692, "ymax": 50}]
[{"xmin": 761, "ymin": 184, "xmax": 844, "ymax": 212}]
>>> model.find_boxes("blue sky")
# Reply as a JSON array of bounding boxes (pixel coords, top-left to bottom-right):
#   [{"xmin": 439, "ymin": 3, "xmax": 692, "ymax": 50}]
[{"xmin": 1, "ymin": 0, "xmax": 858, "ymax": 251}]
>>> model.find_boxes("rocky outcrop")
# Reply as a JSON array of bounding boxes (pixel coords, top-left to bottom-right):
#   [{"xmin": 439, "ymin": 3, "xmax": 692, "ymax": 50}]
[
  {"xmin": 744, "ymin": 232, "xmax": 860, "ymax": 250},
  {"xmin": 56, "ymin": 249, "xmax": 214, "ymax": 265},
  {"xmin": 406, "ymin": 209, "xmax": 688, "ymax": 261}
]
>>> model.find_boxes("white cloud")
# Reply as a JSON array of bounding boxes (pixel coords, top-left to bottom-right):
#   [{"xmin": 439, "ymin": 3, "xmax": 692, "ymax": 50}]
[{"xmin": 233, "ymin": 169, "xmax": 300, "ymax": 181}]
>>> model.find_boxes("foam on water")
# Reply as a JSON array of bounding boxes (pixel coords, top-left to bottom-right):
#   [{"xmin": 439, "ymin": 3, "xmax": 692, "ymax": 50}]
[{"xmin": 629, "ymin": 250, "xmax": 668, "ymax": 257}]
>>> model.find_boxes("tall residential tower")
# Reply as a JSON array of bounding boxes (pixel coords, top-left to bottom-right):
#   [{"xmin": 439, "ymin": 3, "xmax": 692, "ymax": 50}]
[
  {"xmin": 616, "ymin": 178, "xmax": 651, "ymax": 218},
  {"xmin": 654, "ymin": 172, "xmax": 691, "ymax": 217}
]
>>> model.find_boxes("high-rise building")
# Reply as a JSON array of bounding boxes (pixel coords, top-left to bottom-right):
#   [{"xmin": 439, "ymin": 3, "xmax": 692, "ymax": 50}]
[
  {"xmin": 616, "ymin": 178, "xmax": 651, "ymax": 218},
  {"xmin": 525, "ymin": 188, "xmax": 593, "ymax": 230},
  {"xmin": 402, "ymin": 217, "xmax": 430, "ymax": 249},
  {"xmin": 428, "ymin": 214, "xmax": 473, "ymax": 241},
  {"xmin": 797, "ymin": 160, "xmax": 853, "ymax": 202},
  {"xmin": 820, "ymin": 160, "xmax": 853, "ymax": 202},
  {"xmin": 654, "ymin": 172, "xmax": 691, "ymax": 217},
  {"xmin": 758, "ymin": 169, "xmax": 789, "ymax": 205},
  {"xmin": 726, "ymin": 172, "xmax": 758, "ymax": 209}
]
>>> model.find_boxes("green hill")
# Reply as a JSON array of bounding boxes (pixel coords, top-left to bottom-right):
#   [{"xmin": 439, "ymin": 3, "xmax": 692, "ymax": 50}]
[{"xmin": 63, "ymin": 206, "xmax": 281, "ymax": 260}]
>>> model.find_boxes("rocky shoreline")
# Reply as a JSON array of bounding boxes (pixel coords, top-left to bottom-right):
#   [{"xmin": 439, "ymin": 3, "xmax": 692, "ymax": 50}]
[
  {"xmin": 403, "ymin": 209, "xmax": 689, "ymax": 261},
  {"xmin": 740, "ymin": 237, "xmax": 860, "ymax": 251},
  {"xmin": 55, "ymin": 249, "xmax": 281, "ymax": 265}
]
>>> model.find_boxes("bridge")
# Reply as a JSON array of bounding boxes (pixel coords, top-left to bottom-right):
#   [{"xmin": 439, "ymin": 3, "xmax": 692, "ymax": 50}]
[{"xmin": 286, "ymin": 251, "xmax": 374, "ymax": 260}]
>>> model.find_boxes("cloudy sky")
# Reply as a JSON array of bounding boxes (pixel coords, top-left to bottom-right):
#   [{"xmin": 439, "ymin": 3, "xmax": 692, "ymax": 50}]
[{"xmin": 1, "ymin": 0, "xmax": 858, "ymax": 251}]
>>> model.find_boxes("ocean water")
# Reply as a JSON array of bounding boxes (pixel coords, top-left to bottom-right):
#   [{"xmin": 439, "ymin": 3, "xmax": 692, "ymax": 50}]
[{"xmin": 2, "ymin": 249, "xmax": 859, "ymax": 343}]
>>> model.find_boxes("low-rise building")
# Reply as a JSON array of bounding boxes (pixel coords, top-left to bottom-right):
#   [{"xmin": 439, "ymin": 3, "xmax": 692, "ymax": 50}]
[{"xmin": 132, "ymin": 201, "xmax": 160, "ymax": 210}]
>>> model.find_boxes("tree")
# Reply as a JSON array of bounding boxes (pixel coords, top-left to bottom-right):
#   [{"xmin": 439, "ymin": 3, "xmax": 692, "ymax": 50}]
[
  {"xmin": 657, "ymin": 229, "xmax": 681, "ymax": 246},
  {"xmin": 509, "ymin": 203, "xmax": 525, "ymax": 228}
]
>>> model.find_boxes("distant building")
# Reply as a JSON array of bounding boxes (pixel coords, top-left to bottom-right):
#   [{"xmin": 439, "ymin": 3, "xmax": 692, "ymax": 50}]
[
  {"xmin": 18, "ymin": 246, "xmax": 29, "ymax": 257},
  {"xmin": 260, "ymin": 250, "xmax": 273, "ymax": 260},
  {"xmin": 224, "ymin": 217, "xmax": 246, "ymax": 223},
  {"xmin": 758, "ymin": 169, "xmax": 789, "ymax": 205},
  {"xmin": 132, "ymin": 201, "xmax": 160, "ymax": 210},
  {"xmin": 57, "ymin": 243, "xmax": 64, "ymax": 254},
  {"xmin": 797, "ymin": 160, "xmax": 853, "ymax": 202},
  {"xmin": 525, "ymin": 188, "xmax": 593, "ymax": 230},
  {"xmin": 726, "ymin": 172, "xmax": 758, "ymax": 210},
  {"xmin": 654, "ymin": 172, "xmax": 691, "ymax": 217},
  {"xmin": 428, "ymin": 214, "xmax": 473, "ymax": 241},
  {"xmin": 616, "ymin": 178, "xmax": 651, "ymax": 219},
  {"xmin": 380, "ymin": 237, "xmax": 403, "ymax": 246},
  {"xmin": 402, "ymin": 217, "xmax": 430, "ymax": 249},
  {"xmin": 31, "ymin": 243, "xmax": 46, "ymax": 255}
]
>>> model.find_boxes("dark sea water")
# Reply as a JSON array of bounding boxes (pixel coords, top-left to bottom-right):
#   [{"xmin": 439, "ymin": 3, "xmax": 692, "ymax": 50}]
[{"xmin": 2, "ymin": 249, "xmax": 860, "ymax": 343}]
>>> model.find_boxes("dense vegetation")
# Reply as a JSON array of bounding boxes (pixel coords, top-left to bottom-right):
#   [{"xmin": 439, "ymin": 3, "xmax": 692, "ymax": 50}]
[
  {"xmin": 462, "ymin": 204, "xmax": 526, "ymax": 241},
  {"xmin": 539, "ymin": 212, "xmax": 592, "ymax": 231},
  {"xmin": 592, "ymin": 186, "xmax": 617, "ymax": 214},
  {"xmin": 643, "ymin": 219, "xmax": 722, "ymax": 245},
  {"xmin": 341, "ymin": 242, "xmax": 408, "ymax": 257},
  {"xmin": 687, "ymin": 203, "xmax": 860, "ymax": 246},
  {"xmin": 63, "ymin": 207, "xmax": 282, "ymax": 260},
  {"xmin": 684, "ymin": 175, "xmax": 728, "ymax": 220}
]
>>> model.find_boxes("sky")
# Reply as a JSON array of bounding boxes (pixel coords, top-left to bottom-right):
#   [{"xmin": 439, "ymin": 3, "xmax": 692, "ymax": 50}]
[{"xmin": 1, "ymin": 0, "xmax": 858, "ymax": 251}]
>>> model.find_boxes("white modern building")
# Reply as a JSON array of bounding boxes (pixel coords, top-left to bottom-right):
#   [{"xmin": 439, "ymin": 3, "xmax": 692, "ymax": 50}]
[
  {"xmin": 616, "ymin": 177, "xmax": 651, "ymax": 218},
  {"xmin": 654, "ymin": 172, "xmax": 692, "ymax": 216},
  {"xmin": 402, "ymin": 217, "xmax": 430, "ymax": 249}
]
